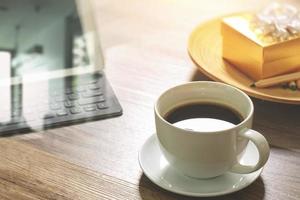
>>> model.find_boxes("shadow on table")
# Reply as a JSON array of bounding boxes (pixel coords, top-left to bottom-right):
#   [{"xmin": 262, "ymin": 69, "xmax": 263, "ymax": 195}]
[
  {"xmin": 138, "ymin": 173, "xmax": 265, "ymax": 200},
  {"xmin": 190, "ymin": 69, "xmax": 300, "ymax": 150},
  {"xmin": 190, "ymin": 69, "xmax": 212, "ymax": 82}
]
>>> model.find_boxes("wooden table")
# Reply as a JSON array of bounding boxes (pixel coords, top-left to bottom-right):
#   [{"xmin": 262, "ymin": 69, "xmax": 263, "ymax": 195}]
[{"xmin": 1, "ymin": 0, "xmax": 299, "ymax": 199}]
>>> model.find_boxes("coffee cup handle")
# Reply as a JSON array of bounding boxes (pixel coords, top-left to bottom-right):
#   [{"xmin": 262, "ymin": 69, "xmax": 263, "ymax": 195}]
[{"xmin": 230, "ymin": 129, "xmax": 270, "ymax": 174}]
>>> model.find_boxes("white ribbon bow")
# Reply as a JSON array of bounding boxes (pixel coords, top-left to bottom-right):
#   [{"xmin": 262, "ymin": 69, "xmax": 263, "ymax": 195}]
[{"xmin": 251, "ymin": 2, "xmax": 300, "ymax": 42}]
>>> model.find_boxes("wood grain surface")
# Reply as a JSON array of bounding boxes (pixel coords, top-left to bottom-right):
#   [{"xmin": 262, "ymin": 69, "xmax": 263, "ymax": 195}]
[{"xmin": 1, "ymin": 0, "xmax": 300, "ymax": 199}]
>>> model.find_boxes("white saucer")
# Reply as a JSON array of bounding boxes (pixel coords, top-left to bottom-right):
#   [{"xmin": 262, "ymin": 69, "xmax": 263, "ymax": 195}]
[{"xmin": 138, "ymin": 134, "xmax": 263, "ymax": 197}]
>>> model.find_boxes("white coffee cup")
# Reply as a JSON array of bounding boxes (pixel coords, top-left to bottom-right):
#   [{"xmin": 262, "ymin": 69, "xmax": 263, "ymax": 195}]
[{"xmin": 155, "ymin": 81, "xmax": 270, "ymax": 179}]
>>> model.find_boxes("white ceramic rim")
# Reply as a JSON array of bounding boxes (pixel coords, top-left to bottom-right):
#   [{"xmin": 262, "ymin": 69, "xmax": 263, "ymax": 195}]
[{"xmin": 154, "ymin": 81, "xmax": 254, "ymax": 134}]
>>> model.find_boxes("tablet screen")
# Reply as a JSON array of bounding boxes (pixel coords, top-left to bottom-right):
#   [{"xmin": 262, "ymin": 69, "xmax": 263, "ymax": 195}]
[{"xmin": 0, "ymin": 0, "xmax": 102, "ymax": 82}]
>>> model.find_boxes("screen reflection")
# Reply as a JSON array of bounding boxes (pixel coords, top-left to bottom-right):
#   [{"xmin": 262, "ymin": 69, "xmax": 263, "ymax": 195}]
[{"xmin": 0, "ymin": 0, "xmax": 109, "ymax": 135}]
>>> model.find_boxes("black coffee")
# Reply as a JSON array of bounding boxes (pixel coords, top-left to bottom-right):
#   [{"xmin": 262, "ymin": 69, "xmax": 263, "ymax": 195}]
[{"xmin": 165, "ymin": 102, "xmax": 243, "ymax": 125}]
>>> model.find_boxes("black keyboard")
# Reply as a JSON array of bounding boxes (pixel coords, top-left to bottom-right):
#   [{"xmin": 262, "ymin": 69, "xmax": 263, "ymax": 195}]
[{"xmin": 0, "ymin": 72, "xmax": 122, "ymax": 135}]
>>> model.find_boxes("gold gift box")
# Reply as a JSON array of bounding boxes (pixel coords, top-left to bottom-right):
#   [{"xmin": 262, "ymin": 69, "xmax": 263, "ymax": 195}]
[{"xmin": 221, "ymin": 14, "xmax": 300, "ymax": 81}]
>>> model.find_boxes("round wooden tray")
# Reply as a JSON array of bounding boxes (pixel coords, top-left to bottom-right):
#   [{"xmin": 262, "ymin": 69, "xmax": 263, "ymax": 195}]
[{"xmin": 188, "ymin": 17, "xmax": 300, "ymax": 104}]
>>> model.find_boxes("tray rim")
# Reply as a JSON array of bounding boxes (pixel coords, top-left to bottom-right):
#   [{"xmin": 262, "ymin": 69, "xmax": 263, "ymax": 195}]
[{"xmin": 188, "ymin": 16, "xmax": 300, "ymax": 105}]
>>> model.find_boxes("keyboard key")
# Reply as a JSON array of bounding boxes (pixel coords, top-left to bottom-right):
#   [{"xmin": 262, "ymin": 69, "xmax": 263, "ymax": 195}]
[
  {"xmin": 88, "ymin": 84, "xmax": 100, "ymax": 90},
  {"xmin": 84, "ymin": 105, "xmax": 97, "ymax": 112},
  {"xmin": 87, "ymin": 79, "xmax": 98, "ymax": 84},
  {"xmin": 82, "ymin": 90, "xmax": 103, "ymax": 98},
  {"xmin": 70, "ymin": 107, "xmax": 82, "ymax": 114},
  {"xmin": 97, "ymin": 103, "xmax": 109, "ymax": 109},
  {"xmin": 56, "ymin": 110, "xmax": 68, "ymax": 116},
  {"xmin": 43, "ymin": 113, "xmax": 56, "ymax": 119},
  {"xmin": 68, "ymin": 93, "xmax": 80, "ymax": 100},
  {"xmin": 78, "ymin": 96, "xmax": 105, "ymax": 105},
  {"xmin": 64, "ymin": 100, "xmax": 76, "ymax": 108}
]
